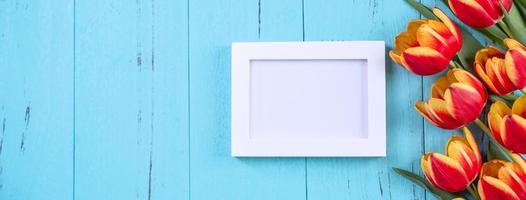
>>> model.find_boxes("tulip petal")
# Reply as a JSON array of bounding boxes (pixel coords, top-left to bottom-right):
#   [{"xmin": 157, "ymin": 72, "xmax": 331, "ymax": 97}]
[
  {"xmin": 488, "ymin": 101, "xmax": 511, "ymax": 145},
  {"xmin": 421, "ymin": 154, "xmax": 441, "ymax": 188},
  {"xmin": 394, "ymin": 33, "xmax": 418, "ymax": 54},
  {"xmin": 417, "ymin": 23, "xmax": 450, "ymax": 54},
  {"xmin": 415, "ymin": 99, "xmax": 464, "ymax": 129},
  {"xmin": 417, "ymin": 21, "xmax": 458, "ymax": 58},
  {"xmin": 401, "ymin": 47, "xmax": 449, "ymax": 75},
  {"xmin": 389, "ymin": 51, "xmax": 403, "ymax": 66},
  {"xmin": 431, "ymin": 76, "xmax": 451, "ymax": 99},
  {"xmin": 432, "ymin": 8, "xmax": 462, "ymax": 49},
  {"xmin": 505, "ymin": 47, "xmax": 526, "ymax": 89},
  {"xmin": 475, "ymin": 62, "xmax": 503, "ymax": 95},
  {"xmin": 449, "ymin": 69, "xmax": 487, "ymax": 100},
  {"xmin": 393, "ymin": 20, "xmax": 426, "ymax": 54},
  {"xmin": 511, "ymin": 154, "xmax": 526, "ymax": 175},
  {"xmin": 474, "ymin": 46, "xmax": 511, "ymax": 95},
  {"xmin": 476, "ymin": 46, "xmax": 505, "ymax": 64},
  {"xmin": 447, "ymin": 0, "xmax": 497, "ymax": 28},
  {"xmin": 479, "ymin": 160, "xmax": 521, "ymax": 200},
  {"xmin": 479, "ymin": 176, "xmax": 521, "ymax": 200},
  {"xmin": 498, "ymin": 164, "xmax": 526, "ymax": 199},
  {"xmin": 502, "ymin": 115, "xmax": 526, "ymax": 154},
  {"xmin": 428, "ymin": 153, "xmax": 470, "ymax": 192},
  {"xmin": 463, "ymin": 127, "xmax": 482, "ymax": 172},
  {"xmin": 446, "ymin": 135, "xmax": 479, "ymax": 180},
  {"xmin": 512, "ymin": 96, "xmax": 526, "ymax": 118},
  {"xmin": 487, "ymin": 57, "xmax": 517, "ymax": 95},
  {"xmin": 504, "ymin": 38, "xmax": 525, "ymax": 50},
  {"xmin": 481, "ymin": 160, "xmax": 507, "ymax": 178},
  {"xmin": 444, "ymin": 83, "xmax": 485, "ymax": 124}
]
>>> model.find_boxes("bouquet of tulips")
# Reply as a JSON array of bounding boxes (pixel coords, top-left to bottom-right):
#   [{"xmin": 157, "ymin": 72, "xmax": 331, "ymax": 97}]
[{"xmin": 391, "ymin": 0, "xmax": 526, "ymax": 199}]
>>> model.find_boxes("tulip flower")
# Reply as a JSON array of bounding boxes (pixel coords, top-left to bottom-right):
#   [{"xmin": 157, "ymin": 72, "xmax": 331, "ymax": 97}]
[
  {"xmin": 488, "ymin": 96, "xmax": 526, "ymax": 154},
  {"xmin": 389, "ymin": 8, "xmax": 462, "ymax": 76},
  {"xmin": 504, "ymin": 39, "xmax": 526, "ymax": 90},
  {"xmin": 448, "ymin": 0, "xmax": 512, "ymax": 28},
  {"xmin": 421, "ymin": 127, "xmax": 482, "ymax": 192},
  {"xmin": 474, "ymin": 46, "xmax": 517, "ymax": 95},
  {"xmin": 478, "ymin": 154, "xmax": 526, "ymax": 200},
  {"xmin": 416, "ymin": 69, "xmax": 487, "ymax": 129}
]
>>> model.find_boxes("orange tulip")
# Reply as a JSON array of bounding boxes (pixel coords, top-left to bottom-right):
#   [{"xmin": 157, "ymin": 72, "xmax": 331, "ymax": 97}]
[
  {"xmin": 488, "ymin": 96, "xmax": 526, "ymax": 153},
  {"xmin": 474, "ymin": 46, "xmax": 517, "ymax": 95},
  {"xmin": 504, "ymin": 39, "xmax": 526, "ymax": 90},
  {"xmin": 390, "ymin": 8, "xmax": 462, "ymax": 76},
  {"xmin": 448, "ymin": 0, "xmax": 512, "ymax": 28},
  {"xmin": 421, "ymin": 128, "xmax": 482, "ymax": 192},
  {"xmin": 416, "ymin": 69, "xmax": 487, "ymax": 129},
  {"xmin": 478, "ymin": 154, "xmax": 526, "ymax": 200}
]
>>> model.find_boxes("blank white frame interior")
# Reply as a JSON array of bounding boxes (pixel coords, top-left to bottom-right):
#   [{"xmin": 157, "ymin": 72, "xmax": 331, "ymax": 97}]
[{"xmin": 231, "ymin": 41, "xmax": 386, "ymax": 157}]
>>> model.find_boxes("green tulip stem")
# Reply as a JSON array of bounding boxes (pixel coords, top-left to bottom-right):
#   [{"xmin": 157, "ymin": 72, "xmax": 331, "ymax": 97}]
[
  {"xmin": 501, "ymin": 93, "xmax": 520, "ymax": 101},
  {"xmin": 474, "ymin": 118, "xmax": 514, "ymax": 160},
  {"xmin": 449, "ymin": 61, "xmax": 458, "ymax": 69},
  {"xmin": 497, "ymin": 20, "xmax": 514, "ymax": 39},
  {"xmin": 467, "ymin": 184, "xmax": 481, "ymax": 200},
  {"xmin": 449, "ymin": 60, "xmax": 466, "ymax": 70},
  {"xmin": 520, "ymin": 88, "xmax": 526, "ymax": 96},
  {"xmin": 489, "ymin": 94, "xmax": 509, "ymax": 104}
]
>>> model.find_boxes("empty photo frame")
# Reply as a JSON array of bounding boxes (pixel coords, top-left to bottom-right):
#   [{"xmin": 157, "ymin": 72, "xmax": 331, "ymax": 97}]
[{"xmin": 231, "ymin": 41, "xmax": 386, "ymax": 157}]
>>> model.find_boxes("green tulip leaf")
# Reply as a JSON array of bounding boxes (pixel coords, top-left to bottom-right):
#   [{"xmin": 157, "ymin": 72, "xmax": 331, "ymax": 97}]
[
  {"xmin": 393, "ymin": 168, "xmax": 464, "ymax": 200},
  {"xmin": 457, "ymin": 29, "xmax": 483, "ymax": 72},
  {"xmin": 480, "ymin": 25, "xmax": 507, "ymax": 43},
  {"xmin": 405, "ymin": 0, "xmax": 437, "ymax": 20},
  {"xmin": 487, "ymin": 140, "xmax": 513, "ymax": 161},
  {"xmin": 515, "ymin": 0, "xmax": 526, "ymax": 17},
  {"xmin": 508, "ymin": 2, "xmax": 526, "ymax": 29},
  {"xmin": 501, "ymin": 2, "xmax": 526, "ymax": 45}
]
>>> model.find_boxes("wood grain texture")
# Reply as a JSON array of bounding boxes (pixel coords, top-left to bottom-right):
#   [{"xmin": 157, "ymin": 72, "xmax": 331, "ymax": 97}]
[
  {"xmin": 149, "ymin": 0, "xmax": 190, "ymax": 199},
  {"xmin": 74, "ymin": 0, "xmax": 190, "ymax": 199},
  {"xmin": 189, "ymin": 0, "xmax": 306, "ymax": 199},
  {"xmin": 0, "ymin": 0, "xmax": 443, "ymax": 199},
  {"xmin": 75, "ymin": 0, "xmax": 148, "ymax": 198},
  {"xmin": 303, "ymin": 0, "xmax": 426, "ymax": 199},
  {"xmin": 0, "ymin": 1, "xmax": 74, "ymax": 199}
]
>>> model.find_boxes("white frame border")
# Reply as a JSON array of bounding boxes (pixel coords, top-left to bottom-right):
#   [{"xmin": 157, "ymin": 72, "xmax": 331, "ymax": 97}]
[{"xmin": 231, "ymin": 41, "xmax": 386, "ymax": 157}]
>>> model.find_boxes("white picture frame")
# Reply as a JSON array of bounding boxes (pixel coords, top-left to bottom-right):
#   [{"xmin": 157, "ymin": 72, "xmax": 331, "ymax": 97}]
[{"xmin": 231, "ymin": 41, "xmax": 386, "ymax": 157}]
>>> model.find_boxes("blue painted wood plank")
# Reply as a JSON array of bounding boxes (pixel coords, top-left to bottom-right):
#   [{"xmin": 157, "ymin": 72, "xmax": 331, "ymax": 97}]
[
  {"xmin": 303, "ymin": 0, "xmax": 426, "ymax": 199},
  {"xmin": 0, "ymin": 0, "xmax": 74, "ymax": 199},
  {"xmin": 149, "ymin": 0, "xmax": 190, "ymax": 199},
  {"xmin": 75, "ymin": 1, "xmax": 146, "ymax": 198},
  {"xmin": 74, "ymin": 0, "xmax": 189, "ymax": 198},
  {"xmin": 188, "ymin": 0, "xmax": 306, "ymax": 199}
]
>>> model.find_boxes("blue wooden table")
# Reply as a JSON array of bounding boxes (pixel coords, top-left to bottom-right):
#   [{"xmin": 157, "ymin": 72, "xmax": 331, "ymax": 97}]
[{"xmin": 0, "ymin": 0, "xmax": 456, "ymax": 199}]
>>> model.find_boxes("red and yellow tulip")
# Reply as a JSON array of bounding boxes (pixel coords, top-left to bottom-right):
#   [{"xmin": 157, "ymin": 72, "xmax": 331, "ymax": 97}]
[
  {"xmin": 389, "ymin": 8, "xmax": 462, "ymax": 76},
  {"xmin": 448, "ymin": 0, "xmax": 512, "ymax": 28},
  {"xmin": 478, "ymin": 154, "xmax": 526, "ymax": 200},
  {"xmin": 474, "ymin": 46, "xmax": 517, "ymax": 95},
  {"xmin": 416, "ymin": 69, "xmax": 487, "ymax": 129},
  {"xmin": 421, "ymin": 128, "xmax": 482, "ymax": 192},
  {"xmin": 504, "ymin": 39, "xmax": 526, "ymax": 90},
  {"xmin": 488, "ymin": 96, "xmax": 526, "ymax": 154}
]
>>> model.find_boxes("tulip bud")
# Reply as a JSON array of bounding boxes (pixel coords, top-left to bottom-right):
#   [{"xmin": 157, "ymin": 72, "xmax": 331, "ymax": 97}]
[
  {"xmin": 448, "ymin": 0, "xmax": 512, "ymax": 28},
  {"xmin": 421, "ymin": 128, "xmax": 482, "ymax": 192},
  {"xmin": 416, "ymin": 69, "xmax": 487, "ymax": 129},
  {"xmin": 488, "ymin": 96, "xmax": 526, "ymax": 153},
  {"xmin": 390, "ymin": 8, "xmax": 462, "ymax": 76},
  {"xmin": 504, "ymin": 39, "xmax": 526, "ymax": 90},
  {"xmin": 478, "ymin": 155, "xmax": 526, "ymax": 200},
  {"xmin": 474, "ymin": 46, "xmax": 517, "ymax": 95}
]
